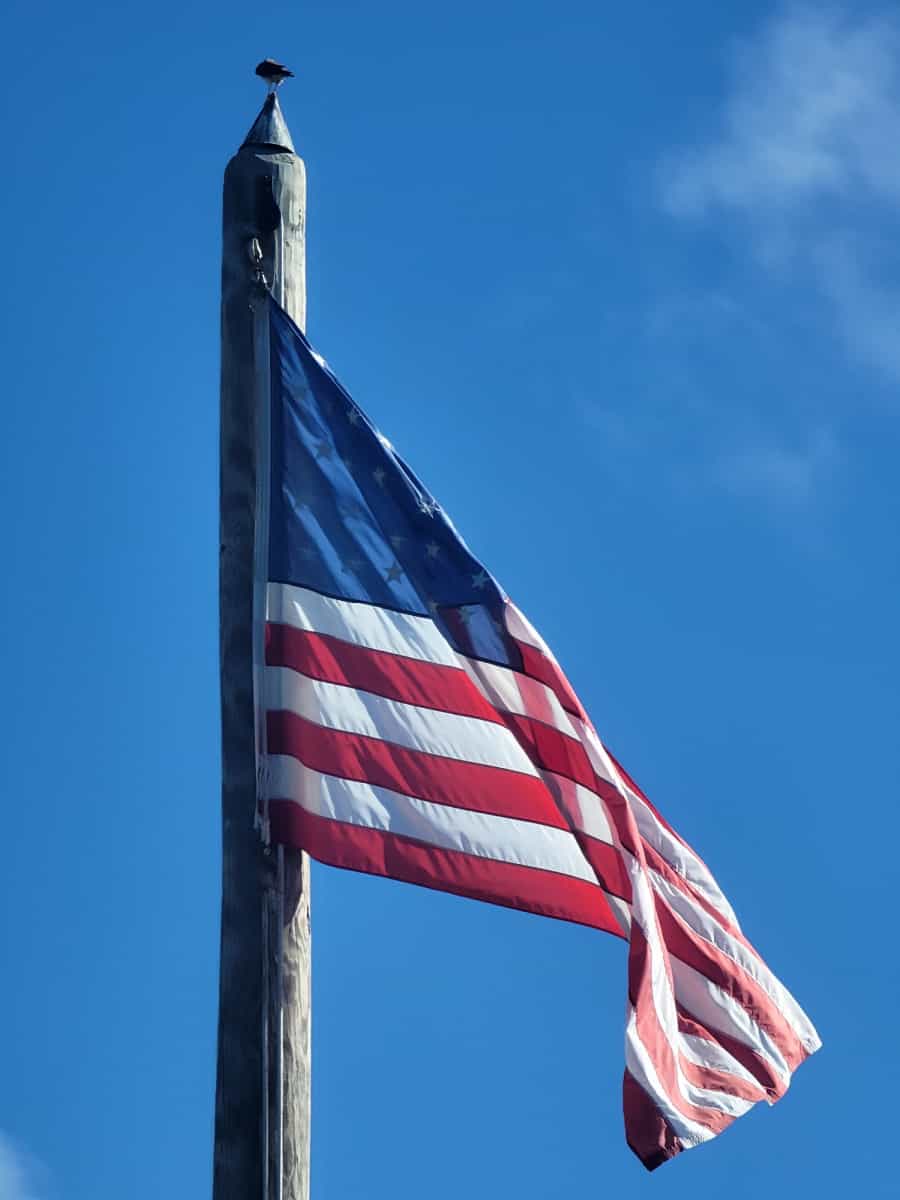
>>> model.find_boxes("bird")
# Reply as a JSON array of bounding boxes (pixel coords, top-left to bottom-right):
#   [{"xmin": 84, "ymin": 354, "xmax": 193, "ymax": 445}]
[{"xmin": 255, "ymin": 59, "xmax": 294, "ymax": 90}]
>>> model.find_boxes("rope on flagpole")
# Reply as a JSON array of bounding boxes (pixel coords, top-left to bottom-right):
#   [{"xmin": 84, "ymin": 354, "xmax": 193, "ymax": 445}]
[
  {"xmin": 251, "ymin": 260, "xmax": 272, "ymax": 847},
  {"xmin": 275, "ymin": 843, "xmax": 286, "ymax": 1200},
  {"xmin": 261, "ymin": 882, "xmax": 271, "ymax": 1200},
  {"xmin": 252, "ymin": 255, "xmax": 279, "ymax": 1200}
]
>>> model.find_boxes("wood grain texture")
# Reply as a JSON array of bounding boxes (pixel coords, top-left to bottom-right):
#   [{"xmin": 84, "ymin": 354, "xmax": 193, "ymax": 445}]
[{"xmin": 215, "ymin": 93, "xmax": 310, "ymax": 1200}]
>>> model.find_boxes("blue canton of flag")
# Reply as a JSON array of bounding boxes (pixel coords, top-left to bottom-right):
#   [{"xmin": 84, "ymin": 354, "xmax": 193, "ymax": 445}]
[{"xmin": 269, "ymin": 305, "xmax": 509, "ymax": 667}]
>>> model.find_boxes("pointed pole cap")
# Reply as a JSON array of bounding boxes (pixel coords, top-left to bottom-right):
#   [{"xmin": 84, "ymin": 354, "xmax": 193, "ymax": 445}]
[{"xmin": 242, "ymin": 92, "xmax": 296, "ymax": 154}]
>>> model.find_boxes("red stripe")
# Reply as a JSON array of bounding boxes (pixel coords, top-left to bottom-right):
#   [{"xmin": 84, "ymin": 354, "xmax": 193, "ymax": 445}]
[
  {"xmin": 623, "ymin": 968, "xmax": 767, "ymax": 1173},
  {"xmin": 628, "ymin": 921, "xmax": 735, "ymax": 1137},
  {"xmin": 676, "ymin": 1050, "xmax": 768, "ymax": 1105},
  {"xmin": 639, "ymin": 845, "xmax": 790, "ymax": 1076},
  {"xmin": 608, "ymin": 752, "xmax": 743, "ymax": 930},
  {"xmin": 607, "ymin": 749, "xmax": 694, "ymax": 852},
  {"xmin": 270, "ymin": 800, "xmax": 625, "ymax": 937},
  {"xmin": 267, "ymin": 709, "xmax": 570, "ymax": 829},
  {"xmin": 591, "ymin": 785, "xmax": 799, "ymax": 1093},
  {"xmin": 676, "ymin": 1013, "xmax": 787, "ymax": 1102},
  {"xmin": 512, "ymin": 712, "xmax": 645, "ymax": 861},
  {"xmin": 512, "ymin": 636, "xmax": 586, "ymax": 720},
  {"xmin": 506, "ymin": 702, "xmax": 802, "ymax": 1085},
  {"xmin": 512, "ymin": 670, "xmax": 557, "ymax": 728},
  {"xmin": 642, "ymin": 839, "xmax": 748, "ymax": 944},
  {"xmin": 481, "ymin": 689, "xmax": 646, "ymax": 862},
  {"xmin": 654, "ymin": 903, "xmax": 807, "ymax": 1071},
  {"xmin": 627, "ymin": 1048, "xmax": 765, "ymax": 1165},
  {"xmin": 502, "ymin": 711, "xmax": 597, "ymax": 791},
  {"xmin": 266, "ymin": 622, "xmax": 498, "ymax": 723},
  {"xmin": 576, "ymin": 833, "xmax": 633, "ymax": 903},
  {"xmin": 623, "ymin": 1069, "xmax": 683, "ymax": 1171}
]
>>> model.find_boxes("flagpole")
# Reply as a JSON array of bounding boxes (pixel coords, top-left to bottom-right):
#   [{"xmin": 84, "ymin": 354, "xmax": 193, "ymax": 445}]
[{"xmin": 215, "ymin": 67, "xmax": 310, "ymax": 1200}]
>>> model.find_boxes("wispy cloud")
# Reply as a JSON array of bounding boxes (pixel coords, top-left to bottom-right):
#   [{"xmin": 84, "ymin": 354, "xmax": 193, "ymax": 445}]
[
  {"xmin": 659, "ymin": 3, "xmax": 900, "ymax": 380},
  {"xmin": 661, "ymin": 4, "xmax": 900, "ymax": 220},
  {"xmin": 0, "ymin": 1134, "xmax": 47, "ymax": 1200},
  {"xmin": 813, "ymin": 234, "xmax": 900, "ymax": 378},
  {"xmin": 717, "ymin": 427, "xmax": 842, "ymax": 509}
]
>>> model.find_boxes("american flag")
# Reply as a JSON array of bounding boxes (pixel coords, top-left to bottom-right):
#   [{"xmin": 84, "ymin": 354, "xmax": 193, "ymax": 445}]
[{"xmin": 259, "ymin": 298, "xmax": 820, "ymax": 1169}]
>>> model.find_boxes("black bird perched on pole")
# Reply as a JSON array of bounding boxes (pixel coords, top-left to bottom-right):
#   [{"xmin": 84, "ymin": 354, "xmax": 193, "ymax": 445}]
[{"xmin": 255, "ymin": 59, "xmax": 294, "ymax": 90}]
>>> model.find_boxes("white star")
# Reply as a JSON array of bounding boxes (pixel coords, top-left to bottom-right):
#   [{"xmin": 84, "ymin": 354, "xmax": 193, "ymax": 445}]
[
  {"xmin": 389, "ymin": 534, "xmax": 406, "ymax": 549},
  {"xmin": 425, "ymin": 542, "xmax": 440, "ymax": 560},
  {"xmin": 312, "ymin": 438, "xmax": 333, "ymax": 460},
  {"xmin": 347, "ymin": 409, "xmax": 360, "ymax": 425},
  {"xmin": 417, "ymin": 497, "xmax": 438, "ymax": 516},
  {"xmin": 373, "ymin": 467, "xmax": 387, "ymax": 487},
  {"xmin": 385, "ymin": 562, "xmax": 403, "ymax": 583},
  {"xmin": 472, "ymin": 570, "xmax": 488, "ymax": 590}
]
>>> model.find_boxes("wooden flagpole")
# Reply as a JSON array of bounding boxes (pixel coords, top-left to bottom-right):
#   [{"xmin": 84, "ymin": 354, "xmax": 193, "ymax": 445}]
[{"xmin": 215, "ymin": 68, "xmax": 311, "ymax": 1200}]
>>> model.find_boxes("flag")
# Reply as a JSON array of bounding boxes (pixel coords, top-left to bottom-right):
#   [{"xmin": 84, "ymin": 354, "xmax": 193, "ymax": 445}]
[{"xmin": 259, "ymin": 297, "xmax": 820, "ymax": 1169}]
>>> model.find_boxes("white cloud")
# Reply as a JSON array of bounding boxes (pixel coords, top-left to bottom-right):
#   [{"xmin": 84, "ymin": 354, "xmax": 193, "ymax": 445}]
[
  {"xmin": 814, "ymin": 234, "xmax": 900, "ymax": 378},
  {"xmin": 661, "ymin": 5, "xmax": 900, "ymax": 220},
  {"xmin": 0, "ymin": 1135, "xmax": 46, "ymax": 1200},
  {"xmin": 717, "ymin": 427, "xmax": 841, "ymax": 509},
  {"xmin": 659, "ymin": 3, "xmax": 900, "ymax": 381}
]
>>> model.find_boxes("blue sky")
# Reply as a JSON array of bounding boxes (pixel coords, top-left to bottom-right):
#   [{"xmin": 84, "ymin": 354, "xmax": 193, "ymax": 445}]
[{"xmin": 2, "ymin": 1, "xmax": 898, "ymax": 1196}]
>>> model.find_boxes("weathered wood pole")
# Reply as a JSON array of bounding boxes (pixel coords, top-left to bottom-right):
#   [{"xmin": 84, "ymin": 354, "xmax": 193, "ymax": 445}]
[{"xmin": 215, "ymin": 82, "xmax": 311, "ymax": 1200}]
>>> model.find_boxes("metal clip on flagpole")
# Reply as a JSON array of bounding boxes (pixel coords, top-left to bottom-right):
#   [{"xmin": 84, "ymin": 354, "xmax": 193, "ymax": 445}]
[{"xmin": 249, "ymin": 237, "xmax": 269, "ymax": 294}]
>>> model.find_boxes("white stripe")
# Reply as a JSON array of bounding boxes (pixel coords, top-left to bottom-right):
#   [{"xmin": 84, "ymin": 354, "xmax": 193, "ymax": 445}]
[
  {"xmin": 629, "ymin": 864, "xmax": 699, "ymax": 1116},
  {"xmin": 463, "ymin": 657, "xmax": 579, "ymax": 737},
  {"xmin": 504, "ymin": 594, "xmax": 743, "ymax": 931},
  {"xmin": 630, "ymin": 865, "xmax": 756, "ymax": 1121},
  {"xmin": 504, "ymin": 600, "xmax": 556, "ymax": 658},
  {"xmin": 651, "ymin": 872, "xmax": 821, "ymax": 1052},
  {"xmin": 623, "ymin": 781, "xmax": 740, "ymax": 930},
  {"xmin": 624, "ymin": 1013, "xmax": 715, "ymax": 1150},
  {"xmin": 267, "ymin": 581, "xmax": 458, "ymax": 667},
  {"xmin": 460, "ymin": 656, "xmax": 523, "ymax": 717},
  {"xmin": 575, "ymin": 717, "xmax": 742, "ymax": 930},
  {"xmin": 266, "ymin": 665, "xmax": 540, "ymax": 777},
  {"xmin": 629, "ymin": 850, "xmax": 792, "ymax": 1104},
  {"xmin": 679, "ymin": 1035, "xmax": 765, "ymax": 1093},
  {"xmin": 459, "ymin": 657, "xmax": 617, "ymax": 848},
  {"xmin": 268, "ymin": 755, "xmax": 598, "ymax": 883},
  {"xmin": 683, "ymin": 1082, "xmax": 753, "ymax": 1120},
  {"xmin": 605, "ymin": 891, "xmax": 632, "ymax": 935},
  {"xmin": 670, "ymin": 958, "xmax": 791, "ymax": 1087},
  {"xmin": 539, "ymin": 770, "xmax": 615, "ymax": 845}
]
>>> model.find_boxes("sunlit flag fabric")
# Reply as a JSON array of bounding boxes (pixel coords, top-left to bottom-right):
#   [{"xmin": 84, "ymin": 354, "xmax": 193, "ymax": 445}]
[{"xmin": 260, "ymin": 297, "xmax": 821, "ymax": 1170}]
